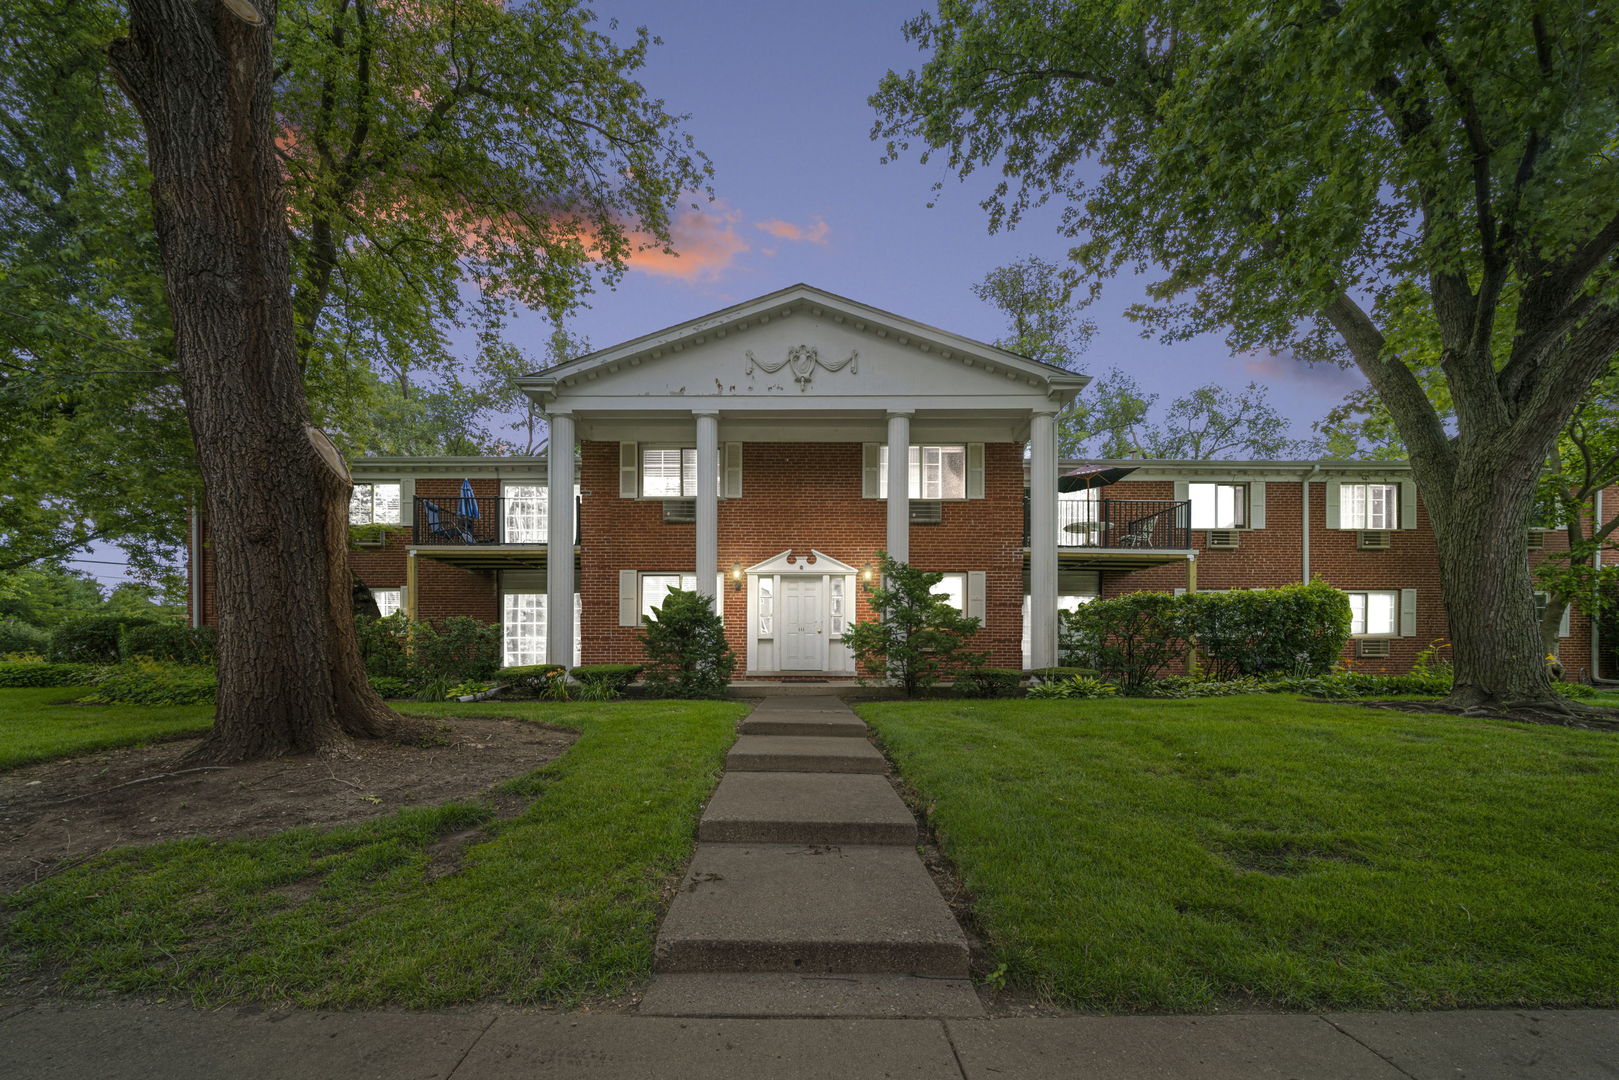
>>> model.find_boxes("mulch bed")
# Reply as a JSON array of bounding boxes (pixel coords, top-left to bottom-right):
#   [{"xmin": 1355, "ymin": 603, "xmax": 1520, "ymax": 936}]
[{"xmin": 0, "ymin": 716, "xmax": 574, "ymax": 895}]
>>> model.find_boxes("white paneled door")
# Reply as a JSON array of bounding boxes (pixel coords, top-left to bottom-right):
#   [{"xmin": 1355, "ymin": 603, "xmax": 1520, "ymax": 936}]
[{"xmin": 780, "ymin": 576, "xmax": 822, "ymax": 670}]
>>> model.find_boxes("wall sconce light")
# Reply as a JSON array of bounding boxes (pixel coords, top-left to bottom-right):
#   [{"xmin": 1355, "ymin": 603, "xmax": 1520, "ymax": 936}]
[
  {"xmin": 730, "ymin": 562, "xmax": 744, "ymax": 591},
  {"xmin": 860, "ymin": 562, "xmax": 875, "ymax": 592}
]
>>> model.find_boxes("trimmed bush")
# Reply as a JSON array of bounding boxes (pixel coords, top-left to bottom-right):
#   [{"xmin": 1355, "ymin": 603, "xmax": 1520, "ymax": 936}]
[
  {"xmin": 1187, "ymin": 581, "xmax": 1351, "ymax": 679},
  {"xmin": 0, "ymin": 661, "xmax": 105, "ymax": 687},
  {"xmin": 570, "ymin": 664, "xmax": 643, "ymax": 696},
  {"xmin": 640, "ymin": 589, "xmax": 736, "ymax": 699},
  {"xmin": 0, "ymin": 619, "xmax": 48, "ymax": 658},
  {"xmin": 1062, "ymin": 592, "xmax": 1193, "ymax": 694},
  {"xmin": 48, "ymin": 614, "xmax": 155, "ymax": 664},
  {"xmin": 496, "ymin": 664, "xmax": 568, "ymax": 699},
  {"xmin": 1146, "ymin": 675, "xmax": 1271, "ymax": 698},
  {"xmin": 121, "ymin": 623, "xmax": 217, "ymax": 665},
  {"xmin": 958, "ymin": 667, "xmax": 1023, "ymax": 698},
  {"xmin": 82, "ymin": 661, "xmax": 216, "ymax": 706}
]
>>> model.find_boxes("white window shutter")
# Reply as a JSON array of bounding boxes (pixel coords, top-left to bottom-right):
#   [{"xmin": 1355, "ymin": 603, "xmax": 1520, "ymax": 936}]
[
  {"xmin": 967, "ymin": 571, "xmax": 987, "ymax": 624},
  {"xmin": 1325, "ymin": 481, "xmax": 1342, "ymax": 529},
  {"xmin": 967, "ymin": 444, "xmax": 985, "ymax": 499},
  {"xmin": 618, "ymin": 569, "xmax": 639, "ymax": 626},
  {"xmin": 618, "ymin": 442, "xmax": 638, "ymax": 498},
  {"xmin": 1249, "ymin": 481, "xmax": 1267, "ymax": 529},
  {"xmin": 1399, "ymin": 481, "xmax": 1418, "ymax": 530},
  {"xmin": 1399, "ymin": 588, "xmax": 1418, "ymax": 637},
  {"xmin": 723, "ymin": 443, "xmax": 743, "ymax": 499},
  {"xmin": 1173, "ymin": 480, "xmax": 1189, "ymax": 503},
  {"xmin": 862, "ymin": 443, "xmax": 881, "ymax": 498}
]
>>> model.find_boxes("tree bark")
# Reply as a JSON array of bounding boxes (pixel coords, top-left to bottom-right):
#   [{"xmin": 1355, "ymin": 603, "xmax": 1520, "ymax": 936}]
[{"xmin": 110, "ymin": 0, "xmax": 409, "ymax": 762}]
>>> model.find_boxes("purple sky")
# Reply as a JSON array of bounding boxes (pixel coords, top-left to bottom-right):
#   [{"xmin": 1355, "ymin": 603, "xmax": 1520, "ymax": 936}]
[{"xmin": 517, "ymin": 0, "xmax": 1367, "ymax": 432}]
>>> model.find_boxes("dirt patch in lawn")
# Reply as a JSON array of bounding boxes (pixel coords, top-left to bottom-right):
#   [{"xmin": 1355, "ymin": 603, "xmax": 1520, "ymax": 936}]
[{"xmin": 0, "ymin": 716, "xmax": 574, "ymax": 895}]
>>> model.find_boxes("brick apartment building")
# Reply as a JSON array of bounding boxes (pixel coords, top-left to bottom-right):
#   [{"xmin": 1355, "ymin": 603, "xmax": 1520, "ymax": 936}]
[{"xmin": 188, "ymin": 285, "xmax": 1618, "ymax": 682}]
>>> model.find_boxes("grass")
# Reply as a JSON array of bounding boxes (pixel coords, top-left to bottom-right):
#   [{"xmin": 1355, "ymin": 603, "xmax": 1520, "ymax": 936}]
[
  {"xmin": 4, "ymin": 698, "xmax": 745, "ymax": 1007},
  {"xmin": 0, "ymin": 686, "xmax": 215, "ymax": 770},
  {"xmin": 857, "ymin": 694, "xmax": 1619, "ymax": 1013}
]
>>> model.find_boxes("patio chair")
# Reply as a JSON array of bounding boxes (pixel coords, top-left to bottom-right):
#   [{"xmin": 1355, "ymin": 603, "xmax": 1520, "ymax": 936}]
[
  {"xmin": 1118, "ymin": 513, "xmax": 1162, "ymax": 548},
  {"xmin": 422, "ymin": 500, "xmax": 475, "ymax": 544}
]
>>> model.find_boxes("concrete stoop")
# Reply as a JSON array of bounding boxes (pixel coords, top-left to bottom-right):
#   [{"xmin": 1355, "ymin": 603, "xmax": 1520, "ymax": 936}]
[{"xmin": 646, "ymin": 695, "xmax": 984, "ymax": 1019}]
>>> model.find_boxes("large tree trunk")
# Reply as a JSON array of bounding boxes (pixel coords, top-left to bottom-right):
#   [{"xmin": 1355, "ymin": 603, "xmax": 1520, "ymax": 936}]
[{"xmin": 110, "ymin": 0, "xmax": 409, "ymax": 762}]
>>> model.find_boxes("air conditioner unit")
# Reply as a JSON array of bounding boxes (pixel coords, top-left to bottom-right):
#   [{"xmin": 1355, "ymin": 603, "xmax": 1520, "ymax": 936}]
[
  {"xmin": 1526, "ymin": 530, "xmax": 1546, "ymax": 550},
  {"xmin": 1358, "ymin": 530, "xmax": 1392, "ymax": 550},
  {"xmin": 1207, "ymin": 529, "xmax": 1240, "ymax": 549},
  {"xmin": 1358, "ymin": 637, "xmax": 1391, "ymax": 659},
  {"xmin": 909, "ymin": 500, "xmax": 943, "ymax": 525},
  {"xmin": 662, "ymin": 499, "xmax": 696, "ymax": 524}
]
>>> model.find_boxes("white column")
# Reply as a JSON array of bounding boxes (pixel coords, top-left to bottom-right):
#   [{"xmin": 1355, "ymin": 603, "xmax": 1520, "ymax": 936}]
[
  {"xmin": 694, "ymin": 410, "xmax": 719, "ymax": 605},
  {"xmin": 1029, "ymin": 410, "xmax": 1058, "ymax": 669},
  {"xmin": 545, "ymin": 411, "xmax": 575, "ymax": 666},
  {"xmin": 885, "ymin": 411, "xmax": 911, "ymax": 563}
]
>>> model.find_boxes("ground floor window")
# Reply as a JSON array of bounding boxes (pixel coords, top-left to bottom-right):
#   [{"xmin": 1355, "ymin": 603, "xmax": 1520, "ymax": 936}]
[
  {"xmin": 372, "ymin": 588, "xmax": 402, "ymax": 618},
  {"xmin": 503, "ymin": 593, "xmax": 546, "ymax": 667},
  {"xmin": 642, "ymin": 573, "xmax": 698, "ymax": 618},
  {"xmin": 1347, "ymin": 590, "xmax": 1397, "ymax": 637},
  {"xmin": 930, "ymin": 572, "xmax": 967, "ymax": 611}
]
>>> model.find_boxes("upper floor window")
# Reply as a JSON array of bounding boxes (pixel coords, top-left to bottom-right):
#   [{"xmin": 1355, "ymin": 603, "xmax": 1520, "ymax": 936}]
[
  {"xmin": 1188, "ymin": 482, "xmax": 1247, "ymax": 529},
  {"xmin": 1342, "ymin": 483, "xmax": 1398, "ymax": 530},
  {"xmin": 878, "ymin": 445, "xmax": 967, "ymax": 500},
  {"xmin": 641, "ymin": 447, "xmax": 722, "ymax": 498},
  {"xmin": 503, "ymin": 483, "xmax": 546, "ymax": 543},
  {"xmin": 1347, "ymin": 590, "xmax": 1397, "ymax": 636},
  {"xmin": 349, "ymin": 481, "xmax": 401, "ymax": 525}
]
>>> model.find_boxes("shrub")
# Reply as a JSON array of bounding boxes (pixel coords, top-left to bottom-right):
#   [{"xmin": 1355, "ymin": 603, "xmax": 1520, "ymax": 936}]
[
  {"xmin": 82, "ymin": 661, "xmax": 217, "ymax": 706},
  {"xmin": 1146, "ymin": 675, "xmax": 1271, "ymax": 698},
  {"xmin": 1062, "ymin": 592, "xmax": 1192, "ymax": 694},
  {"xmin": 842, "ymin": 553, "xmax": 987, "ymax": 697},
  {"xmin": 640, "ymin": 588, "xmax": 736, "ymax": 699},
  {"xmin": 1282, "ymin": 671, "xmax": 1451, "ymax": 698},
  {"xmin": 1057, "ymin": 609, "xmax": 1095, "ymax": 668},
  {"xmin": 367, "ymin": 675, "xmax": 416, "ymax": 699},
  {"xmin": 414, "ymin": 616, "xmax": 502, "ymax": 682},
  {"xmin": 497, "ymin": 664, "xmax": 569, "ymax": 699},
  {"xmin": 0, "ymin": 661, "xmax": 105, "ymax": 687},
  {"xmin": 48, "ymin": 614, "xmax": 155, "ymax": 664},
  {"xmin": 1187, "ymin": 581, "xmax": 1352, "ymax": 679},
  {"xmin": 0, "ymin": 618, "xmax": 48, "ymax": 658},
  {"xmin": 1025, "ymin": 674, "xmax": 1119, "ymax": 700},
  {"xmin": 356, "ymin": 614, "xmax": 414, "ymax": 680},
  {"xmin": 121, "ymin": 623, "xmax": 217, "ymax": 665},
  {"xmin": 570, "ymin": 664, "xmax": 642, "ymax": 698},
  {"xmin": 1025, "ymin": 666, "xmax": 1099, "ymax": 683},
  {"xmin": 958, "ymin": 667, "xmax": 1022, "ymax": 698}
]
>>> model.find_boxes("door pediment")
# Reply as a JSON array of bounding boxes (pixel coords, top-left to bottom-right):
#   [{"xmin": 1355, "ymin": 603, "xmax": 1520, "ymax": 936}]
[{"xmin": 745, "ymin": 549, "xmax": 859, "ymax": 576}]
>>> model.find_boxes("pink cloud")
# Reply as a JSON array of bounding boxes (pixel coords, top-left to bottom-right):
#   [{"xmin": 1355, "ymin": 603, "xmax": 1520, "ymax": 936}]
[
  {"xmin": 754, "ymin": 217, "xmax": 830, "ymax": 245},
  {"xmin": 619, "ymin": 200, "xmax": 750, "ymax": 282}
]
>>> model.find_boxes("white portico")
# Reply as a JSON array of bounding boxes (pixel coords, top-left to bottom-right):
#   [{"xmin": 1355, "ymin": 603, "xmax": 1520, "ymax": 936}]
[{"xmin": 518, "ymin": 284, "xmax": 1087, "ymax": 672}]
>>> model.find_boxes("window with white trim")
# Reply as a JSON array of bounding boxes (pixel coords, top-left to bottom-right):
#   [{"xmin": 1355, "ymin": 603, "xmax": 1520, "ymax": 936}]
[
  {"xmin": 878, "ymin": 445, "xmax": 968, "ymax": 499},
  {"xmin": 640, "ymin": 447, "xmax": 722, "ymax": 498},
  {"xmin": 829, "ymin": 577, "xmax": 846, "ymax": 636},
  {"xmin": 502, "ymin": 483, "xmax": 546, "ymax": 542},
  {"xmin": 349, "ymin": 481, "xmax": 401, "ymax": 525},
  {"xmin": 371, "ymin": 588, "xmax": 403, "ymax": 618},
  {"xmin": 1188, "ymin": 482, "xmax": 1247, "ymax": 529},
  {"xmin": 503, "ymin": 593, "xmax": 546, "ymax": 667},
  {"xmin": 930, "ymin": 572, "xmax": 967, "ymax": 611},
  {"xmin": 757, "ymin": 577, "xmax": 774, "ymax": 637},
  {"xmin": 1346, "ymin": 590, "xmax": 1398, "ymax": 637},
  {"xmin": 641, "ymin": 573, "xmax": 698, "ymax": 618},
  {"xmin": 1342, "ymin": 484, "xmax": 1398, "ymax": 530}
]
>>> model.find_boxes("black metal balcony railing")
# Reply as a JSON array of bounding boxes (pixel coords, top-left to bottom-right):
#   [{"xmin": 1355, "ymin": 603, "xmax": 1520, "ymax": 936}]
[
  {"xmin": 1025, "ymin": 496, "xmax": 1192, "ymax": 550},
  {"xmin": 412, "ymin": 496, "xmax": 579, "ymax": 546}
]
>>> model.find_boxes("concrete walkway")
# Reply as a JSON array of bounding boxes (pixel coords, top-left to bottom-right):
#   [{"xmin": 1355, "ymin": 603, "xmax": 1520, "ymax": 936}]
[
  {"xmin": 641, "ymin": 694, "xmax": 983, "ymax": 1018},
  {"xmin": 4, "ymin": 1002, "xmax": 1616, "ymax": 1079}
]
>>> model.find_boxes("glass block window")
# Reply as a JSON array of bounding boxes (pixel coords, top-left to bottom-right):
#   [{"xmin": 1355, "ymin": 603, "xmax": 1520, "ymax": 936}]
[
  {"xmin": 349, "ymin": 481, "xmax": 401, "ymax": 525},
  {"xmin": 503, "ymin": 593, "xmax": 546, "ymax": 667}
]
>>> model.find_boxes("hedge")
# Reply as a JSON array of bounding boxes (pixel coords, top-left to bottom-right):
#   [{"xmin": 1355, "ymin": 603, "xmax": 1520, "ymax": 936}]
[
  {"xmin": 81, "ymin": 661, "xmax": 217, "ymax": 706},
  {"xmin": 0, "ymin": 661, "xmax": 105, "ymax": 688}
]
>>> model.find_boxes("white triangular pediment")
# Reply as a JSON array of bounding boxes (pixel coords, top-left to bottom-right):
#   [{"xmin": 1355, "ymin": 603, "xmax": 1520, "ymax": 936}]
[{"xmin": 744, "ymin": 548, "xmax": 860, "ymax": 576}]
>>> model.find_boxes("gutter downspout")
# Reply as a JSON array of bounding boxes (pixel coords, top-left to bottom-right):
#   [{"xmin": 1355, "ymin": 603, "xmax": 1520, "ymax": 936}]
[
  {"xmin": 1301, "ymin": 464, "xmax": 1322, "ymax": 583},
  {"xmin": 1593, "ymin": 488, "xmax": 1619, "ymax": 684}
]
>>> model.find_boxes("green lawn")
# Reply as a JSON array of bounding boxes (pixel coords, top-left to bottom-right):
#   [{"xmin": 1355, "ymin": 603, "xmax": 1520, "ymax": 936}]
[
  {"xmin": 0, "ymin": 686, "xmax": 215, "ymax": 770},
  {"xmin": 857, "ymin": 694, "xmax": 1619, "ymax": 1012},
  {"xmin": 4, "ymin": 699, "xmax": 745, "ymax": 1007}
]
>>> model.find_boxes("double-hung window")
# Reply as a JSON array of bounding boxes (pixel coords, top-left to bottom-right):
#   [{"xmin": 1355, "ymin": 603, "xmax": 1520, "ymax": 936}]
[
  {"xmin": 1188, "ymin": 482, "xmax": 1247, "ymax": 529},
  {"xmin": 1346, "ymin": 590, "xmax": 1397, "ymax": 637},
  {"xmin": 349, "ymin": 481, "xmax": 401, "ymax": 525},
  {"xmin": 641, "ymin": 447, "xmax": 723, "ymax": 498},
  {"xmin": 641, "ymin": 573, "xmax": 698, "ymax": 618},
  {"xmin": 877, "ymin": 445, "xmax": 967, "ymax": 499},
  {"xmin": 1342, "ymin": 483, "xmax": 1398, "ymax": 530}
]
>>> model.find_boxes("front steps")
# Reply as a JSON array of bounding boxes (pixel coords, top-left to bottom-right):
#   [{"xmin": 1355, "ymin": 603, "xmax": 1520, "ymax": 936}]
[{"xmin": 645, "ymin": 695, "xmax": 982, "ymax": 1019}]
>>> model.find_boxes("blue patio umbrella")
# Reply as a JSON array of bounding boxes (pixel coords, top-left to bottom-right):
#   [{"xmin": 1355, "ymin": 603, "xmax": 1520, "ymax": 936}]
[{"xmin": 458, "ymin": 478, "xmax": 480, "ymax": 520}]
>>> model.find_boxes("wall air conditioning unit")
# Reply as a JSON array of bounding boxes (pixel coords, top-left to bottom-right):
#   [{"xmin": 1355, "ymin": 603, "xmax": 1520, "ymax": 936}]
[
  {"xmin": 662, "ymin": 499, "xmax": 696, "ymax": 524},
  {"xmin": 1358, "ymin": 530, "xmax": 1392, "ymax": 550},
  {"xmin": 1358, "ymin": 637, "xmax": 1391, "ymax": 659},
  {"xmin": 1207, "ymin": 529, "xmax": 1240, "ymax": 549},
  {"xmin": 909, "ymin": 500, "xmax": 943, "ymax": 525},
  {"xmin": 1526, "ymin": 530, "xmax": 1546, "ymax": 550}
]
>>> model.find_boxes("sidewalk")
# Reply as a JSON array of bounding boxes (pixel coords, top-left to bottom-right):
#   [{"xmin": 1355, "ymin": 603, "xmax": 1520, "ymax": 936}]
[{"xmin": 3, "ymin": 1001, "xmax": 1615, "ymax": 1079}]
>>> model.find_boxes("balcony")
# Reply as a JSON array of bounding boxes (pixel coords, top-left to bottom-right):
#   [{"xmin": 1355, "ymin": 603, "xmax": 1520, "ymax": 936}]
[
  {"xmin": 1026, "ymin": 496, "xmax": 1193, "ymax": 569},
  {"xmin": 410, "ymin": 496, "xmax": 578, "ymax": 569}
]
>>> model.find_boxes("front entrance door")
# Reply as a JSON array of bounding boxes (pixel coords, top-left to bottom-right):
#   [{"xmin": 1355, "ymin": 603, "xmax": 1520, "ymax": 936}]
[{"xmin": 780, "ymin": 576, "xmax": 822, "ymax": 670}]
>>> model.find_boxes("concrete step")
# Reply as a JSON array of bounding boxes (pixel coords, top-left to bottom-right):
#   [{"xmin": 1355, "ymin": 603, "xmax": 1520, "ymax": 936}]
[
  {"xmin": 726, "ymin": 735, "xmax": 886, "ymax": 774},
  {"xmin": 654, "ymin": 843, "xmax": 970, "ymax": 977},
  {"xmin": 738, "ymin": 711, "xmax": 869, "ymax": 738},
  {"xmin": 638, "ymin": 973, "xmax": 985, "ymax": 1018},
  {"xmin": 699, "ymin": 773, "xmax": 917, "ymax": 846}
]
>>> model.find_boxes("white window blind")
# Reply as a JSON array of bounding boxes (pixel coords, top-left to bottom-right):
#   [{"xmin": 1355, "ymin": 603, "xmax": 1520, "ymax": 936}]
[
  {"xmin": 372, "ymin": 589, "xmax": 402, "ymax": 618},
  {"xmin": 930, "ymin": 572, "xmax": 967, "ymax": 612},
  {"xmin": 878, "ymin": 445, "xmax": 968, "ymax": 499},
  {"xmin": 641, "ymin": 573, "xmax": 698, "ymax": 618},
  {"xmin": 1342, "ymin": 484, "xmax": 1399, "ymax": 530}
]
